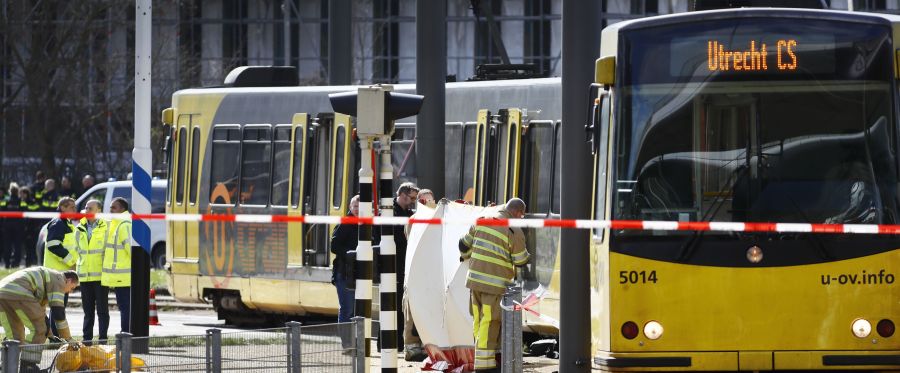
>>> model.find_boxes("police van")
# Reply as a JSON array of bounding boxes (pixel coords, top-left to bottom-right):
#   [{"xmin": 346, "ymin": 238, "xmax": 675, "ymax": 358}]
[{"xmin": 37, "ymin": 180, "xmax": 168, "ymax": 269}]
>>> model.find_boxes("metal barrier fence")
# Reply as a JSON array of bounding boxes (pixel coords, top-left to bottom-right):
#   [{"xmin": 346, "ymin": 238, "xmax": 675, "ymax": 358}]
[{"xmin": 1, "ymin": 318, "xmax": 366, "ymax": 373}]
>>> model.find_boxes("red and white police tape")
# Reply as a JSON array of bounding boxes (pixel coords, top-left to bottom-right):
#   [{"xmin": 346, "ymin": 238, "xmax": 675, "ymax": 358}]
[{"xmin": 1, "ymin": 211, "xmax": 899, "ymax": 234}]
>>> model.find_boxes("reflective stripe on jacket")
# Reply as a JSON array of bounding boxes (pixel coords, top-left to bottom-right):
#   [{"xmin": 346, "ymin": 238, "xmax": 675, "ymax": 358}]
[
  {"xmin": 43, "ymin": 218, "xmax": 77, "ymax": 271},
  {"xmin": 460, "ymin": 209, "xmax": 529, "ymax": 294},
  {"xmin": 101, "ymin": 214, "xmax": 132, "ymax": 288},
  {"xmin": 0, "ymin": 267, "xmax": 67, "ymax": 307},
  {"xmin": 76, "ymin": 218, "xmax": 108, "ymax": 282}
]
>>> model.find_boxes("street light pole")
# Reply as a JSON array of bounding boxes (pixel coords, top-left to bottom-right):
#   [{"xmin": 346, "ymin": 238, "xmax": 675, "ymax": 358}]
[{"xmin": 131, "ymin": 0, "xmax": 153, "ymax": 353}]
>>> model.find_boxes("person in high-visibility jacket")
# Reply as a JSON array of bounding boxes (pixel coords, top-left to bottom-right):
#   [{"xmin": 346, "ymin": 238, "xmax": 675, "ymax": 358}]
[
  {"xmin": 44, "ymin": 197, "xmax": 78, "ymax": 271},
  {"xmin": 43, "ymin": 197, "xmax": 77, "ymax": 339},
  {"xmin": 76, "ymin": 199, "xmax": 110, "ymax": 344},
  {"xmin": 102, "ymin": 197, "xmax": 131, "ymax": 333},
  {"xmin": 0, "ymin": 267, "xmax": 79, "ymax": 372},
  {"xmin": 458, "ymin": 198, "xmax": 530, "ymax": 372}
]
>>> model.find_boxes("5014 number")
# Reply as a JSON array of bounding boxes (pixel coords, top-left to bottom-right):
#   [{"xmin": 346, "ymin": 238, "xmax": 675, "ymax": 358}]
[{"xmin": 619, "ymin": 270, "xmax": 658, "ymax": 284}]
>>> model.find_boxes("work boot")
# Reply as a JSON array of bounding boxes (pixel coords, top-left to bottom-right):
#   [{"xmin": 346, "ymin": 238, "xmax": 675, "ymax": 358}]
[{"xmin": 403, "ymin": 344, "xmax": 427, "ymax": 362}]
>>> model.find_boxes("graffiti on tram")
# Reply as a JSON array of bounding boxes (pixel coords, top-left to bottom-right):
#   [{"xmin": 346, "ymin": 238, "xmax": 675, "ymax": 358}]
[{"xmin": 200, "ymin": 183, "xmax": 289, "ymax": 283}]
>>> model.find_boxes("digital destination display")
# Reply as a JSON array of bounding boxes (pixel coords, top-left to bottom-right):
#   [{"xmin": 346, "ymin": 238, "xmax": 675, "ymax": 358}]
[
  {"xmin": 665, "ymin": 33, "xmax": 836, "ymax": 78},
  {"xmin": 707, "ymin": 39, "xmax": 798, "ymax": 71}
]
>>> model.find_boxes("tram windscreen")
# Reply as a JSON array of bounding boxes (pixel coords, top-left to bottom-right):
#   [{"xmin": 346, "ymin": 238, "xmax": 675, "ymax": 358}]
[{"xmin": 614, "ymin": 17, "xmax": 899, "ymax": 233}]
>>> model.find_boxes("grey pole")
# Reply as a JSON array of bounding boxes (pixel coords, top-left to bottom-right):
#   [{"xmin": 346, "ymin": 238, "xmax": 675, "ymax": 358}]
[
  {"xmin": 116, "ymin": 332, "xmax": 133, "ymax": 373},
  {"xmin": 131, "ymin": 0, "xmax": 153, "ymax": 354},
  {"xmin": 560, "ymin": 0, "xmax": 600, "ymax": 372},
  {"xmin": 207, "ymin": 329, "xmax": 222, "ymax": 373},
  {"xmin": 415, "ymin": 0, "xmax": 446, "ymax": 198},
  {"xmin": 287, "ymin": 321, "xmax": 302, "ymax": 373},
  {"xmin": 328, "ymin": 0, "xmax": 352, "ymax": 84},
  {"xmin": 352, "ymin": 316, "xmax": 366, "ymax": 373},
  {"xmin": 282, "ymin": 0, "xmax": 291, "ymax": 66},
  {"xmin": 2, "ymin": 340, "xmax": 20, "ymax": 373},
  {"xmin": 500, "ymin": 285, "xmax": 522, "ymax": 373}
]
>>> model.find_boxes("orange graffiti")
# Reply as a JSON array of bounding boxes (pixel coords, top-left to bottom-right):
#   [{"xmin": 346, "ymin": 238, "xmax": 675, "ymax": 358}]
[{"xmin": 205, "ymin": 183, "xmax": 236, "ymax": 288}]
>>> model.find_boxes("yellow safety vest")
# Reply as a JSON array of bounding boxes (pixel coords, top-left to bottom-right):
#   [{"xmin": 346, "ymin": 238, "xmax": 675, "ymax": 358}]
[
  {"xmin": 101, "ymin": 214, "xmax": 132, "ymax": 288},
  {"xmin": 43, "ymin": 220, "xmax": 77, "ymax": 271},
  {"xmin": 75, "ymin": 218, "xmax": 108, "ymax": 282}
]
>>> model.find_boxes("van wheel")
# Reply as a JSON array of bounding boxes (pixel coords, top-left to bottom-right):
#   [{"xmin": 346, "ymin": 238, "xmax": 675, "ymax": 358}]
[{"xmin": 151, "ymin": 243, "xmax": 166, "ymax": 269}]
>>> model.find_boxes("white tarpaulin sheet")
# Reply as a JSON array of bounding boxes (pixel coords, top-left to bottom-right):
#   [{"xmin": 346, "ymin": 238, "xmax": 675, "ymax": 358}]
[{"xmin": 405, "ymin": 201, "xmax": 503, "ymax": 369}]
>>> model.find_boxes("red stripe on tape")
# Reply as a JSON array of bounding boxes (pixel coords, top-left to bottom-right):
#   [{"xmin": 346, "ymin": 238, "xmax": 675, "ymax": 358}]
[
  {"xmin": 410, "ymin": 218, "xmax": 443, "ymax": 226},
  {"xmin": 476, "ymin": 218, "xmax": 509, "ymax": 227},
  {"xmin": 743, "ymin": 222, "xmax": 777, "ymax": 232},
  {"xmin": 678, "ymin": 221, "xmax": 710, "ymax": 231},
  {"xmin": 202, "ymin": 214, "xmax": 236, "ymax": 222},
  {"xmin": 811, "ymin": 224, "xmax": 843, "ymax": 233},
  {"xmin": 271, "ymin": 215, "xmax": 304, "ymax": 223},
  {"xmin": 610, "ymin": 220, "xmax": 644, "ymax": 230},
  {"xmin": 544, "ymin": 219, "xmax": 577, "ymax": 228}
]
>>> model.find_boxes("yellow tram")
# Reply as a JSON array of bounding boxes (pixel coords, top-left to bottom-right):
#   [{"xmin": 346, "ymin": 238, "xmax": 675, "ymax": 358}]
[
  {"xmin": 588, "ymin": 7, "xmax": 900, "ymax": 370},
  {"xmin": 160, "ymin": 78, "xmax": 564, "ymax": 329}
]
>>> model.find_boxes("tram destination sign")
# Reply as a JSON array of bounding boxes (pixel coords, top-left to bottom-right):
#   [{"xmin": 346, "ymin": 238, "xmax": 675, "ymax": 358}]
[{"xmin": 668, "ymin": 34, "xmax": 835, "ymax": 77}]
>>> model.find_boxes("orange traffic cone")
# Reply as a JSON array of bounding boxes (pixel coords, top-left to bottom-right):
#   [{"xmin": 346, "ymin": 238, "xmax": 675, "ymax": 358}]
[{"xmin": 149, "ymin": 289, "xmax": 161, "ymax": 326}]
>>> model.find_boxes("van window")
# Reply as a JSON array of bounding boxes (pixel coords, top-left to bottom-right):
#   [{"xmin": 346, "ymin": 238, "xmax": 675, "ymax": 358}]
[
  {"xmin": 78, "ymin": 188, "xmax": 107, "ymax": 212},
  {"xmin": 152, "ymin": 186, "xmax": 166, "ymax": 213},
  {"xmin": 112, "ymin": 187, "xmax": 131, "ymax": 208}
]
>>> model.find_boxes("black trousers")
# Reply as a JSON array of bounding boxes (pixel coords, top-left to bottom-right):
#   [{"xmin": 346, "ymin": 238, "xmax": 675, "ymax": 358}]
[
  {"xmin": 3, "ymin": 229, "xmax": 23, "ymax": 268},
  {"xmin": 80, "ymin": 281, "xmax": 110, "ymax": 342}
]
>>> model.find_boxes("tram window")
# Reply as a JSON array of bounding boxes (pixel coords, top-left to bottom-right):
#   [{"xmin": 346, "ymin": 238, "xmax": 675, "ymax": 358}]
[
  {"xmin": 175, "ymin": 127, "xmax": 186, "ymax": 204},
  {"xmin": 494, "ymin": 122, "xmax": 510, "ymax": 203},
  {"xmin": 209, "ymin": 127, "xmax": 241, "ymax": 205},
  {"xmin": 445, "ymin": 124, "xmax": 464, "ymax": 200},
  {"xmin": 594, "ymin": 94, "xmax": 611, "ymax": 236},
  {"xmin": 462, "ymin": 124, "xmax": 477, "ymax": 203},
  {"xmin": 290, "ymin": 127, "xmax": 305, "ymax": 209},
  {"xmin": 521, "ymin": 123, "xmax": 554, "ymax": 214},
  {"xmin": 165, "ymin": 129, "xmax": 173, "ymax": 205},
  {"xmin": 189, "ymin": 127, "xmax": 201, "ymax": 204},
  {"xmin": 240, "ymin": 127, "xmax": 272, "ymax": 206},
  {"xmin": 552, "ymin": 124, "xmax": 561, "ymax": 213},
  {"xmin": 272, "ymin": 126, "xmax": 292, "ymax": 206},
  {"xmin": 332, "ymin": 125, "xmax": 346, "ymax": 209}
]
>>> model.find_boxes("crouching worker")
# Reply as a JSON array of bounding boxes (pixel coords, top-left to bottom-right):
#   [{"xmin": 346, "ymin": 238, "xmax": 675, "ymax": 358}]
[{"xmin": 0, "ymin": 267, "xmax": 79, "ymax": 372}]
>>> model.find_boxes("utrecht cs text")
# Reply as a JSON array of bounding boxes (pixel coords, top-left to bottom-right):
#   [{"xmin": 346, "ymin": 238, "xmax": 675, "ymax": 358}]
[{"xmin": 707, "ymin": 39, "xmax": 799, "ymax": 71}]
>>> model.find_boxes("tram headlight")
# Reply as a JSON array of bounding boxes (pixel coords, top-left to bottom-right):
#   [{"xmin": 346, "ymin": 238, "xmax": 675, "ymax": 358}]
[
  {"xmin": 621, "ymin": 321, "xmax": 639, "ymax": 340},
  {"xmin": 746, "ymin": 246, "xmax": 763, "ymax": 264},
  {"xmin": 643, "ymin": 321, "xmax": 664, "ymax": 340},
  {"xmin": 877, "ymin": 319, "xmax": 895, "ymax": 338},
  {"xmin": 852, "ymin": 318, "xmax": 872, "ymax": 338}
]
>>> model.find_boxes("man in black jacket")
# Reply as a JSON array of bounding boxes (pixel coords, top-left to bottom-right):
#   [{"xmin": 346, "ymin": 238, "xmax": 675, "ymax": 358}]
[
  {"xmin": 391, "ymin": 182, "xmax": 425, "ymax": 360},
  {"xmin": 331, "ymin": 194, "xmax": 360, "ymax": 324}
]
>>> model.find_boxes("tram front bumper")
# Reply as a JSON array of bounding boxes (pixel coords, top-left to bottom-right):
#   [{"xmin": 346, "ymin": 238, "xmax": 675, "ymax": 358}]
[{"xmin": 594, "ymin": 350, "xmax": 900, "ymax": 371}]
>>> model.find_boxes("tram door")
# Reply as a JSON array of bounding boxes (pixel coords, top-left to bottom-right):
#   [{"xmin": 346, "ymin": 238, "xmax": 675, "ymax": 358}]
[
  {"xmin": 286, "ymin": 113, "xmax": 309, "ymax": 267},
  {"xmin": 695, "ymin": 95, "xmax": 758, "ymax": 222},
  {"xmin": 302, "ymin": 114, "xmax": 333, "ymax": 267},
  {"xmin": 496, "ymin": 108, "xmax": 524, "ymax": 203},
  {"xmin": 172, "ymin": 114, "xmax": 198, "ymax": 262},
  {"xmin": 474, "ymin": 110, "xmax": 492, "ymax": 206}
]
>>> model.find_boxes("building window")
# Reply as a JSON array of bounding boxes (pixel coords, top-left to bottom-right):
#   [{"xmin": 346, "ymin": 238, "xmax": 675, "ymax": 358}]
[
  {"xmin": 223, "ymin": 0, "xmax": 248, "ymax": 72},
  {"xmin": 372, "ymin": 0, "xmax": 400, "ymax": 83},
  {"xmin": 474, "ymin": 0, "xmax": 504, "ymax": 66}
]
